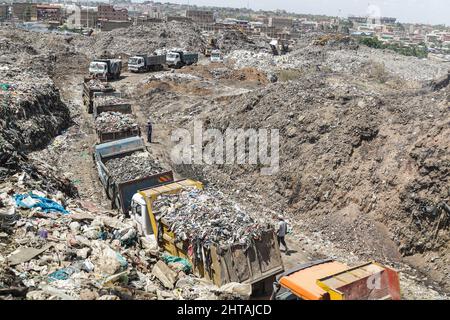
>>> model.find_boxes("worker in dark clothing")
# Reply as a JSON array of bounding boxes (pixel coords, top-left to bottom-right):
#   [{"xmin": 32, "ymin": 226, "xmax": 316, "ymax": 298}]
[
  {"xmin": 277, "ymin": 215, "xmax": 289, "ymax": 255},
  {"xmin": 146, "ymin": 121, "xmax": 153, "ymax": 143}
]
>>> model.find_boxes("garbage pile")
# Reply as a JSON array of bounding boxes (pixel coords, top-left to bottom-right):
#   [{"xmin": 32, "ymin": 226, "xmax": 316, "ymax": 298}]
[
  {"xmin": 0, "ymin": 182, "xmax": 252, "ymax": 300},
  {"xmin": 86, "ymin": 79, "xmax": 112, "ymax": 91},
  {"xmin": 226, "ymin": 41, "xmax": 449, "ymax": 83},
  {"xmin": 144, "ymin": 72, "xmax": 202, "ymax": 83},
  {"xmin": 154, "ymin": 188, "xmax": 272, "ymax": 247},
  {"xmin": 75, "ymin": 22, "xmax": 206, "ymax": 58},
  {"xmin": 105, "ymin": 153, "xmax": 166, "ymax": 183},
  {"xmin": 94, "ymin": 95, "xmax": 129, "ymax": 107},
  {"xmin": 215, "ymin": 30, "xmax": 262, "ymax": 53},
  {"xmin": 95, "ymin": 112, "xmax": 138, "ymax": 132},
  {"xmin": 0, "ymin": 41, "xmax": 70, "ymax": 179}
]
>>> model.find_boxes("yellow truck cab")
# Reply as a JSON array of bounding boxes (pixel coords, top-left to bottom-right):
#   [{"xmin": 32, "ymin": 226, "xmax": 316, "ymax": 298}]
[{"xmin": 130, "ymin": 179, "xmax": 284, "ymax": 296}]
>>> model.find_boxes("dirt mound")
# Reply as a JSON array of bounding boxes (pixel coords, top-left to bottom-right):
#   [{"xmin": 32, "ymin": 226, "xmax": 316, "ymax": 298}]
[
  {"xmin": 75, "ymin": 22, "xmax": 206, "ymax": 58},
  {"xmin": 178, "ymin": 73, "xmax": 450, "ymax": 289},
  {"xmin": 216, "ymin": 30, "xmax": 262, "ymax": 53}
]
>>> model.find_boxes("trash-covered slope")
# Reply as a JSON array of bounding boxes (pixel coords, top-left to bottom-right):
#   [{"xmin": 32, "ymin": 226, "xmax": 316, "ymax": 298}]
[
  {"xmin": 0, "ymin": 31, "xmax": 71, "ymax": 180},
  {"xmin": 74, "ymin": 22, "xmax": 206, "ymax": 58},
  {"xmin": 189, "ymin": 73, "xmax": 450, "ymax": 290}
]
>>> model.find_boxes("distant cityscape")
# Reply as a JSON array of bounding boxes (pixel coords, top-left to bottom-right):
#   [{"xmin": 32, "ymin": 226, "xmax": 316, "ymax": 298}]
[{"xmin": 1, "ymin": 1, "xmax": 450, "ymax": 57}]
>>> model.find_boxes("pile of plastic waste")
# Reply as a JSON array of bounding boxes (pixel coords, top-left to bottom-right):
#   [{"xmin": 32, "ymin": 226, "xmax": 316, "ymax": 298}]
[
  {"xmin": 154, "ymin": 188, "xmax": 272, "ymax": 247},
  {"xmin": 105, "ymin": 152, "xmax": 165, "ymax": 183}
]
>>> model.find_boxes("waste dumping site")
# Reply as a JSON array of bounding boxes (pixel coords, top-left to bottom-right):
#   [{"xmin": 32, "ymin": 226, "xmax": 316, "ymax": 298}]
[{"xmin": 0, "ymin": 17, "xmax": 449, "ymax": 302}]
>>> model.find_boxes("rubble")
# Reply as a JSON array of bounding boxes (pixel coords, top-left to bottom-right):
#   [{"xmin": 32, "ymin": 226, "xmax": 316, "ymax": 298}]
[
  {"xmin": 85, "ymin": 79, "xmax": 112, "ymax": 91},
  {"xmin": 104, "ymin": 152, "xmax": 166, "ymax": 183},
  {"xmin": 95, "ymin": 112, "xmax": 138, "ymax": 132},
  {"xmin": 94, "ymin": 95, "xmax": 129, "ymax": 108},
  {"xmin": 0, "ymin": 29, "xmax": 71, "ymax": 181},
  {"xmin": 154, "ymin": 188, "xmax": 272, "ymax": 247},
  {"xmin": 226, "ymin": 41, "xmax": 449, "ymax": 83},
  {"xmin": 152, "ymin": 260, "xmax": 177, "ymax": 289},
  {"xmin": 215, "ymin": 30, "xmax": 263, "ymax": 53},
  {"xmin": 74, "ymin": 22, "xmax": 206, "ymax": 58}
]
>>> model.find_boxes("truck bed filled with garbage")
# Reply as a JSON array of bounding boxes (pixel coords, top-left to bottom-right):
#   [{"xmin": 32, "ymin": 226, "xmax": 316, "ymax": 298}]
[
  {"xmin": 85, "ymin": 79, "xmax": 113, "ymax": 91},
  {"xmin": 104, "ymin": 152, "xmax": 166, "ymax": 183},
  {"xmin": 154, "ymin": 188, "xmax": 274, "ymax": 247},
  {"xmin": 95, "ymin": 112, "xmax": 139, "ymax": 133},
  {"xmin": 94, "ymin": 95, "xmax": 130, "ymax": 108}
]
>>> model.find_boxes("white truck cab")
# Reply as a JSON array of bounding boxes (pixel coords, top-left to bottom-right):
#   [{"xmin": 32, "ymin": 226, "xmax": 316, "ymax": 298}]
[
  {"xmin": 166, "ymin": 51, "xmax": 181, "ymax": 66},
  {"xmin": 210, "ymin": 50, "xmax": 223, "ymax": 63},
  {"xmin": 130, "ymin": 193, "xmax": 153, "ymax": 237},
  {"xmin": 128, "ymin": 56, "xmax": 144, "ymax": 72},
  {"xmin": 89, "ymin": 61, "xmax": 107, "ymax": 77}
]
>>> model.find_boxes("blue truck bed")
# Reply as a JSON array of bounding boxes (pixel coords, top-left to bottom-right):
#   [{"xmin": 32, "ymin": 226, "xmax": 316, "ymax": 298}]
[{"xmin": 94, "ymin": 136, "xmax": 174, "ymax": 214}]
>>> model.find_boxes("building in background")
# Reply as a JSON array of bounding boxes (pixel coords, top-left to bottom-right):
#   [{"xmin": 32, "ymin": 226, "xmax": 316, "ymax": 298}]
[
  {"xmin": 268, "ymin": 16, "xmax": 293, "ymax": 30},
  {"xmin": 36, "ymin": 4, "xmax": 62, "ymax": 22},
  {"xmin": 97, "ymin": 4, "xmax": 128, "ymax": 21},
  {"xmin": 186, "ymin": 9, "xmax": 214, "ymax": 24},
  {"xmin": 80, "ymin": 8, "xmax": 97, "ymax": 28},
  {"xmin": 0, "ymin": 4, "xmax": 8, "ymax": 21},
  {"xmin": 99, "ymin": 19, "xmax": 132, "ymax": 31}
]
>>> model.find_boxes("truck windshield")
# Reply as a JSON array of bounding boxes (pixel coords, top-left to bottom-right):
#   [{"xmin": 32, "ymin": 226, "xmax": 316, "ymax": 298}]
[
  {"xmin": 129, "ymin": 58, "xmax": 141, "ymax": 65},
  {"xmin": 89, "ymin": 62, "xmax": 107, "ymax": 71},
  {"xmin": 167, "ymin": 53, "xmax": 178, "ymax": 59}
]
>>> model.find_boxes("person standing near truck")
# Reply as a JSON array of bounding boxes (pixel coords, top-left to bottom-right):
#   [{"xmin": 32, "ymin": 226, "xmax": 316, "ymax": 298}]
[
  {"xmin": 277, "ymin": 215, "xmax": 289, "ymax": 255},
  {"xmin": 146, "ymin": 120, "xmax": 153, "ymax": 143}
]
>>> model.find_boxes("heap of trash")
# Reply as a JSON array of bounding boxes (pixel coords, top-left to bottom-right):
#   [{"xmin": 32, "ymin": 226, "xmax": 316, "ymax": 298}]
[
  {"xmin": 94, "ymin": 95, "xmax": 129, "ymax": 107},
  {"xmin": 86, "ymin": 79, "xmax": 113, "ymax": 91},
  {"xmin": 154, "ymin": 188, "xmax": 272, "ymax": 247},
  {"xmin": 104, "ymin": 153, "xmax": 166, "ymax": 183},
  {"xmin": 95, "ymin": 112, "xmax": 138, "ymax": 132},
  {"xmin": 0, "ymin": 183, "xmax": 252, "ymax": 300},
  {"xmin": 75, "ymin": 21, "xmax": 206, "ymax": 57}
]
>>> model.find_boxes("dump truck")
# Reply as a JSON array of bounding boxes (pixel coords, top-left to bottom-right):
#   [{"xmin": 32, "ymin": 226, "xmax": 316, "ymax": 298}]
[
  {"xmin": 210, "ymin": 50, "xmax": 223, "ymax": 63},
  {"xmin": 95, "ymin": 123, "xmax": 141, "ymax": 144},
  {"xmin": 166, "ymin": 50, "xmax": 198, "ymax": 69},
  {"xmin": 271, "ymin": 259, "xmax": 401, "ymax": 300},
  {"xmin": 82, "ymin": 78, "xmax": 115, "ymax": 114},
  {"xmin": 128, "ymin": 54, "xmax": 166, "ymax": 72},
  {"xmin": 93, "ymin": 136, "xmax": 174, "ymax": 215},
  {"xmin": 130, "ymin": 179, "xmax": 285, "ymax": 296},
  {"xmin": 93, "ymin": 92, "xmax": 132, "ymax": 118},
  {"xmin": 89, "ymin": 59, "xmax": 122, "ymax": 81}
]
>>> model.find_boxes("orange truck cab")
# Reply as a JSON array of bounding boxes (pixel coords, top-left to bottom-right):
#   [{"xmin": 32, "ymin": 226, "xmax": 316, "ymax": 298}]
[{"xmin": 271, "ymin": 259, "xmax": 401, "ymax": 300}]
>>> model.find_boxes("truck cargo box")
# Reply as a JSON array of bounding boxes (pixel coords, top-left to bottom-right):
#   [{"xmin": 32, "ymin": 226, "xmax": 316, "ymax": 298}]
[
  {"xmin": 96, "ymin": 127, "xmax": 141, "ymax": 144},
  {"xmin": 82, "ymin": 79, "xmax": 115, "ymax": 114},
  {"xmin": 93, "ymin": 136, "xmax": 174, "ymax": 214},
  {"xmin": 93, "ymin": 92, "xmax": 132, "ymax": 118},
  {"xmin": 138, "ymin": 180, "xmax": 284, "ymax": 294}
]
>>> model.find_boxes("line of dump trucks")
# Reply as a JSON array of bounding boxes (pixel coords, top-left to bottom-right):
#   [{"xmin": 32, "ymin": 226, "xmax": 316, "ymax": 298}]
[{"xmin": 82, "ymin": 54, "xmax": 402, "ymax": 300}]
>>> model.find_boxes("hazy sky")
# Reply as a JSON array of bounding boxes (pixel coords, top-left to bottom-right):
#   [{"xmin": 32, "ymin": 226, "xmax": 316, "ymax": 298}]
[{"xmin": 168, "ymin": 0, "xmax": 449, "ymax": 25}]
